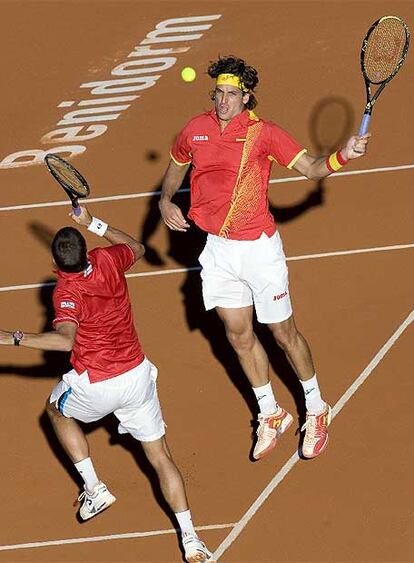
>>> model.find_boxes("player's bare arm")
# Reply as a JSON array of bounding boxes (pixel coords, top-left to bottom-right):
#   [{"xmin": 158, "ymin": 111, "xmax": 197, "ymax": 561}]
[
  {"xmin": 159, "ymin": 159, "xmax": 190, "ymax": 232},
  {"xmin": 70, "ymin": 205, "xmax": 145, "ymax": 262},
  {"xmin": 293, "ymin": 133, "xmax": 371, "ymax": 180},
  {"xmin": 0, "ymin": 321, "xmax": 77, "ymax": 351}
]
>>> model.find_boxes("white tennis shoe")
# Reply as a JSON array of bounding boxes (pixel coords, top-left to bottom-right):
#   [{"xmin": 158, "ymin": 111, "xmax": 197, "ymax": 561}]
[
  {"xmin": 182, "ymin": 533, "xmax": 214, "ymax": 562},
  {"xmin": 77, "ymin": 481, "xmax": 116, "ymax": 521}
]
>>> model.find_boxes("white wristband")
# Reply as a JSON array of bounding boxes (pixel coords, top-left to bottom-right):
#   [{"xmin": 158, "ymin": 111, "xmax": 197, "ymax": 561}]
[{"xmin": 87, "ymin": 217, "xmax": 108, "ymax": 237}]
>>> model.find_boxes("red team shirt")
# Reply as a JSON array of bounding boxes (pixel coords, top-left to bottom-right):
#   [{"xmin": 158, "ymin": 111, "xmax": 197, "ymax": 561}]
[
  {"xmin": 53, "ymin": 244, "xmax": 144, "ymax": 383},
  {"xmin": 171, "ymin": 109, "xmax": 306, "ymax": 240}
]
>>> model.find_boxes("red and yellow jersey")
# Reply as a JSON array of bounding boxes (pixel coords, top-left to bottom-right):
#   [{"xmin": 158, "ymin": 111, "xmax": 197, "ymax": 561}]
[
  {"xmin": 171, "ymin": 109, "xmax": 306, "ymax": 240},
  {"xmin": 53, "ymin": 244, "xmax": 145, "ymax": 383}
]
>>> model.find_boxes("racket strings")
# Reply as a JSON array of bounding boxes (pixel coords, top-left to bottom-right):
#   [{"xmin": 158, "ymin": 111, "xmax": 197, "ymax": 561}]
[
  {"xmin": 364, "ymin": 18, "xmax": 407, "ymax": 83},
  {"xmin": 49, "ymin": 161, "xmax": 89, "ymax": 196}
]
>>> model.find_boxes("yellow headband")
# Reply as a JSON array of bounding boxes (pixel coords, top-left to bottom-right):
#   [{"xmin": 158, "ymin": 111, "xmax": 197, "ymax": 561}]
[{"xmin": 216, "ymin": 73, "xmax": 250, "ymax": 93}]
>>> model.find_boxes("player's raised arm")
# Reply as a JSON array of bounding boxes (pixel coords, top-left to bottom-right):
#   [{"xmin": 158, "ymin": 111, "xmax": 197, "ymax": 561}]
[
  {"xmin": 292, "ymin": 133, "xmax": 370, "ymax": 180},
  {"xmin": 70, "ymin": 205, "xmax": 145, "ymax": 262}
]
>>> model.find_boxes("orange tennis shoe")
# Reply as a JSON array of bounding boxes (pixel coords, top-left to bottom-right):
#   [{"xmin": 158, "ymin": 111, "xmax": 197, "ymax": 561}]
[
  {"xmin": 301, "ymin": 403, "xmax": 332, "ymax": 458},
  {"xmin": 253, "ymin": 407, "xmax": 293, "ymax": 460}
]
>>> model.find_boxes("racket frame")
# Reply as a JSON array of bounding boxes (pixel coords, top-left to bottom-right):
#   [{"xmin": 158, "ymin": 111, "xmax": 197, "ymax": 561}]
[
  {"xmin": 359, "ymin": 15, "xmax": 410, "ymax": 134},
  {"xmin": 44, "ymin": 154, "xmax": 90, "ymax": 216}
]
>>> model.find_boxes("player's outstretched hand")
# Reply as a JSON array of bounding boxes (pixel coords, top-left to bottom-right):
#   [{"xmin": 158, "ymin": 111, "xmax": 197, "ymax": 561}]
[
  {"xmin": 342, "ymin": 133, "xmax": 371, "ymax": 160},
  {"xmin": 70, "ymin": 205, "xmax": 93, "ymax": 228}
]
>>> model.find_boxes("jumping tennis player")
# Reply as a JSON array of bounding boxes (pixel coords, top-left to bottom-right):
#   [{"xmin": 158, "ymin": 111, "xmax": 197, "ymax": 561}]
[
  {"xmin": 0, "ymin": 206, "xmax": 212, "ymax": 563},
  {"xmin": 159, "ymin": 55, "xmax": 370, "ymax": 461}
]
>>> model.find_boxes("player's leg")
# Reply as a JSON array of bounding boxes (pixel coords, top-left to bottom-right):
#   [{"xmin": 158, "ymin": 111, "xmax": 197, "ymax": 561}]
[
  {"xmin": 216, "ymin": 305, "xmax": 292, "ymax": 460},
  {"xmin": 141, "ymin": 436, "xmax": 188, "ymax": 511},
  {"xmin": 45, "ymin": 398, "xmax": 90, "ymax": 463},
  {"xmin": 115, "ymin": 359, "xmax": 212, "ymax": 562},
  {"xmin": 246, "ymin": 230, "xmax": 331, "ymax": 458},
  {"xmin": 267, "ymin": 315, "xmax": 315, "ymax": 381},
  {"xmin": 141, "ymin": 438, "xmax": 213, "ymax": 562},
  {"xmin": 47, "ymin": 374, "xmax": 116, "ymax": 520},
  {"xmin": 249, "ymin": 231, "xmax": 331, "ymax": 459},
  {"xmin": 199, "ymin": 235, "xmax": 283, "ymax": 431},
  {"xmin": 216, "ymin": 305, "xmax": 269, "ymax": 388},
  {"xmin": 267, "ymin": 316, "xmax": 331, "ymax": 458}
]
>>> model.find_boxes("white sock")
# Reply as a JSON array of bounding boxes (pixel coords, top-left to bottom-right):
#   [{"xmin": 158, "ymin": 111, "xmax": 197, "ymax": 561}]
[
  {"xmin": 175, "ymin": 509, "xmax": 196, "ymax": 536},
  {"xmin": 74, "ymin": 457, "xmax": 99, "ymax": 494},
  {"xmin": 300, "ymin": 374, "xmax": 325, "ymax": 414},
  {"xmin": 252, "ymin": 381, "xmax": 278, "ymax": 415}
]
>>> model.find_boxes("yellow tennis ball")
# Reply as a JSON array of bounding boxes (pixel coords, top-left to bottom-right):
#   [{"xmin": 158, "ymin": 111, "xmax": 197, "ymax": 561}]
[{"xmin": 181, "ymin": 67, "xmax": 196, "ymax": 82}]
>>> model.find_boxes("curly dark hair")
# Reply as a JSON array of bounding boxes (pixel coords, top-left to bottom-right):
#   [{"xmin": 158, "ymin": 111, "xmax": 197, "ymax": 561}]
[{"xmin": 207, "ymin": 55, "xmax": 259, "ymax": 109}]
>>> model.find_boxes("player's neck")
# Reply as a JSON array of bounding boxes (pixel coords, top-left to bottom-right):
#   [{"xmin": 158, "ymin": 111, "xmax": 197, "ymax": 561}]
[{"xmin": 218, "ymin": 118, "xmax": 231, "ymax": 132}]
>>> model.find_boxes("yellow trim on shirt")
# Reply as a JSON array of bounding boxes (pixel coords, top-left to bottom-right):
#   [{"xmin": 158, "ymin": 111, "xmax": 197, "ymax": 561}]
[
  {"xmin": 170, "ymin": 151, "xmax": 191, "ymax": 166},
  {"xmin": 286, "ymin": 148, "xmax": 307, "ymax": 170}
]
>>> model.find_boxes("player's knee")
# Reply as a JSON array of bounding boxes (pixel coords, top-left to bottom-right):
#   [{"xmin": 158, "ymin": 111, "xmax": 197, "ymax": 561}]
[
  {"xmin": 226, "ymin": 327, "xmax": 255, "ymax": 353},
  {"xmin": 271, "ymin": 324, "xmax": 297, "ymax": 351},
  {"xmin": 143, "ymin": 438, "xmax": 171, "ymax": 467},
  {"xmin": 146, "ymin": 446, "xmax": 171, "ymax": 470}
]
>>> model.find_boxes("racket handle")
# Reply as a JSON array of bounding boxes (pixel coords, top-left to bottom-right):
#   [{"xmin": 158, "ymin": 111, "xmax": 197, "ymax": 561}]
[
  {"xmin": 359, "ymin": 113, "xmax": 371, "ymax": 136},
  {"xmin": 72, "ymin": 204, "xmax": 81, "ymax": 217}
]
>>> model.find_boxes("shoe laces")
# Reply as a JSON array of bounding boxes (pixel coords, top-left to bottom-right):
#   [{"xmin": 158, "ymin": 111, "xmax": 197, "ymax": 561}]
[
  {"xmin": 76, "ymin": 486, "xmax": 97, "ymax": 505},
  {"xmin": 182, "ymin": 533, "xmax": 204, "ymax": 549},
  {"xmin": 257, "ymin": 415, "xmax": 279, "ymax": 439},
  {"xmin": 74, "ymin": 491, "xmax": 85, "ymax": 507},
  {"xmin": 301, "ymin": 412, "xmax": 325, "ymax": 443}
]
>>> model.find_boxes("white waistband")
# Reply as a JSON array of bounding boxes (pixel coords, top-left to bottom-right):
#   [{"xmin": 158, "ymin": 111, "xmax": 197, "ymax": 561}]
[{"xmin": 206, "ymin": 231, "xmax": 278, "ymax": 246}]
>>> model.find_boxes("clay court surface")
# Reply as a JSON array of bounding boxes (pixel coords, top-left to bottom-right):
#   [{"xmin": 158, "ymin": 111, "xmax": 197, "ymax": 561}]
[{"xmin": 0, "ymin": 1, "xmax": 413, "ymax": 561}]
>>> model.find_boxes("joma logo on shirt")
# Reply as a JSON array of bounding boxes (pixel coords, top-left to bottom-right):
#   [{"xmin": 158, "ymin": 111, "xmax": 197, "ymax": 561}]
[
  {"xmin": 273, "ymin": 292, "xmax": 288, "ymax": 301},
  {"xmin": 60, "ymin": 301, "xmax": 75, "ymax": 309},
  {"xmin": 192, "ymin": 135, "xmax": 209, "ymax": 141}
]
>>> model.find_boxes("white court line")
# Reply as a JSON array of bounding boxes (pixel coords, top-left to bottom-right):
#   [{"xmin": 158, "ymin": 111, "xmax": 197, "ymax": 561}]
[
  {"xmin": 0, "ymin": 242, "xmax": 413, "ymax": 294},
  {"xmin": 212, "ymin": 307, "xmax": 414, "ymax": 561},
  {"xmin": 0, "ymin": 163, "xmax": 413, "ymax": 213},
  {"xmin": 0, "ymin": 523, "xmax": 235, "ymax": 552}
]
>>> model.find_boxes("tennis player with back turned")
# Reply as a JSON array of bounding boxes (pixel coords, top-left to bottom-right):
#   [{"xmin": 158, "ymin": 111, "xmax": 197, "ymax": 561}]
[{"xmin": 0, "ymin": 206, "xmax": 213, "ymax": 563}]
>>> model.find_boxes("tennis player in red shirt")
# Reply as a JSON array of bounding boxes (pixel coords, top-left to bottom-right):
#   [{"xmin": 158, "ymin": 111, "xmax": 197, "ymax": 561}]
[
  {"xmin": 0, "ymin": 206, "xmax": 212, "ymax": 563},
  {"xmin": 159, "ymin": 55, "xmax": 370, "ymax": 461}
]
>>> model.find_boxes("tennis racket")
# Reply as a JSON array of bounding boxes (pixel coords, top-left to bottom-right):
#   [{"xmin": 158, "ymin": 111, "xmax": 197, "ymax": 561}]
[
  {"xmin": 44, "ymin": 154, "xmax": 90, "ymax": 216},
  {"xmin": 359, "ymin": 15, "xmax": 410, "ymax": 135}
]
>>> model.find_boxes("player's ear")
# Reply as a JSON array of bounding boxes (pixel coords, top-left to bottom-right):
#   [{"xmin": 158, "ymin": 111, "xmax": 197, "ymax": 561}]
[{"xmin": 242, "ymin": 92, "xmax": 250, "ymax": 105}]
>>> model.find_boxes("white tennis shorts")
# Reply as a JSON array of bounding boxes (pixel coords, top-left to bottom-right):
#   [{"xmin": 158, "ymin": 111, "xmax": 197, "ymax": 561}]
[
  {"xmin": 49, "ymin": 357, "xmax": 165, "ymax": 442},
  {"xmin": 198, "ymin": 231, "xmax": 293, "ymax": 324}
]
